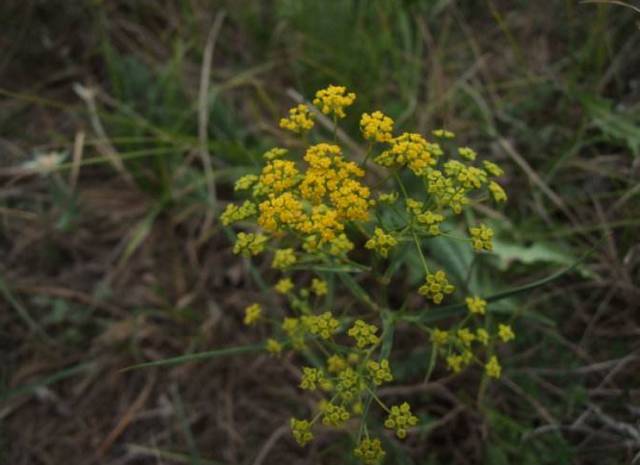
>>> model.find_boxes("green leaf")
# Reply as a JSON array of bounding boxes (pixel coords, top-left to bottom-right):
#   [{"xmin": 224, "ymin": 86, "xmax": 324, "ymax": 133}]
[{"xmin": 122, "ymin": 344, "xmax": 264, "ymax": 371}]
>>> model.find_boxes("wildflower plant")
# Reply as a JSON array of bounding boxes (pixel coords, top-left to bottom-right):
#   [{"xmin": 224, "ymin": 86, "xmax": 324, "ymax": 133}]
[{"xmin": 223, "ymin": 85, "xmax": 516, "ymax": 463}]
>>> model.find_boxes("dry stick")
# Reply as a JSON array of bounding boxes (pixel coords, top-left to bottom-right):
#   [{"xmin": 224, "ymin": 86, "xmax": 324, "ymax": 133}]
[
  {"xmin": 73, "ymin": 83, "xmax": 134, "ymax": 186},
  {"xmin": 95, "ymin": 371, "xmax": 157, "ymax": 458},
  {"xmin": 70, "ymin": 131, "xmax": 85, "ymax": 190},
  {"xmin": 252, "ymin": 423, "xmax": 289, "ymax": 465},
  {"xmin": 497, "ymin": 137, "xmax": 579, "ymax": 224},
  {"xmin": 197, "ymin": 11, "xmax": 226, "ymax": 242}
]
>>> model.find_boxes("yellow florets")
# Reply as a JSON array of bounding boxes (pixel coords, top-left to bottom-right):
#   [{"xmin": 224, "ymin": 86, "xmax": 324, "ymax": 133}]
[
  {"xmin": 265, "ymin": 338, "xmax": 283, "ymax": 355},
  {"xmin": 313, "ymin": 85, "xmax": 356, "ymax": 118},
  {"xmin": 336, "ymin": 367, "xmax": 364, "ymax": 401},
  {"xmin": 384, "ymin": 402, "xmax": 418, "ymax": 439},
  {"xmin": 302, "ymin": 312, "xmax": 339, "ymax": 339},
  {"xmin": 322, "ymin": 403, "xmax": 351, "ymax": 427},
  {"xmin": 498, "ymin": 324, "xmax": 515, "ymax": 342},
  {"xmin": 280, "ymin": 104, "xmax": 314, "ymax": 133},
  {"xmin": 275, "ymin": 278, "xmax": 294, "ymax": 294},
  {"xmin": 290, "ymin": 418, "xmax": 313, "ymax": 446},
  {"xmin": 300, "ymin": 366, "xmax": 328, "ymax": 391},
  {"xmin": 220, "ymin": 200, "xmax": 257, "ymax": 226},
  {"xmin": 483, "ymin": 160, "xmax": 504, "ymax": 177},
  {"xmin": 327, "ymin": 354, "xmax": 348, "ymax": 374},
  {"xmin": 469, "ymin": 224, "xmax": 494, "ymax": 252},
  {"xmin": 418, "ymin": 270, "xmax": 455, "ymax": 304},
  {"xmin": 485, "ymin": 355, "xmax": 502, "ymax": 378},
  {"xmin": 263, "ymin": 147, "xmax": 288, "ymax": 160},
  {"xmin": 233, "ymin": 232, "xmax": 267, "ymax": 257},
  {"xmin": 272, "ymin": 248, "xmax": 297, "ymax": 269},
  {"xmin": 360, "ymin": 111, "xmax": 394, "ymax": 142},
  {"xmin": 476, "ymin": 328, "xmax": 490, "ymax": 345},
  {"xmin": 432, "ymin": 128, "xmax": 455, "ymax": 139},
  {"xmin": 311, "ymin": 278, "xmax": 328, "ymax": 296},
  {"xmin": 364, "ymin": 227, "xmax": 397, "ymax": 258},
  {"xmin": 348, "ymin": 320, "xmax": 380, "ymax": 349},
  {"xmin": 354, "ymin": 438, "xmax": 385, "ymax": 465},
  {"xmin": 489, "ymin": 180, "xmax": 507, "ymax": 202},
  {"xmin": 243, "ymin": 303, "xmax": 261, "ymax": 326},
  {"xmin": 367, "ymin": 359, "xmax": 393, "ymax": 386},
  {"xmin": 258, "ymin": 159, "xmax": 300, "ymax": 194},
  {"xmin": 458, "ymin": 146, "xmax": 477, "ymax": 161},
  {"xmin": 446, "ymin": 353, "xmax": 469, "ymax": 373},
  {"xmin": 457, "ymin": 328, "xmax": 476, "ymax": 346},
  {"xmin": 375, "ymin": 132, "xmax": 439, "ymax": 176},
  {"xmin": 466, "ymin": 296, "xmax": 487, "ymax": 315},
  {"xmin": 431, "ymin": 328, "xmax": 449, "ymax": 346},
  {"xmin": 234, "ymin": 174, "xmax": 258, "ymax": 191}
]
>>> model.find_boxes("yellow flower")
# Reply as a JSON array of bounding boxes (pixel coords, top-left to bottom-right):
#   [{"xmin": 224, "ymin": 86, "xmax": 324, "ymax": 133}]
[
  {"xmin": 364, "ymin": 227, "xmax": 397, "ymax": 258},
  {"xmin": 266, "ymin": 338, "xmax": 283, "ymax": 355},
  {"xmin": 498, "ymin": 324, "xmax": 515, "ymax": 342},
  {"xmin": 432, "ymin": 128, "xmax": 455, "ymax": 139},
  {"xmin": 275, "ymin": 278, "xmax": 294, "ymax": 294},
  {"xmin": 272, "ymin": 248, "xmax": 297, "ymax": 269},
  {"xmin": 354, "ymin": 438, "xmax": 385, "ymax": 465},
  {"xmin": 234, "ymin": 174, "xmax": 258, "ymax": 191},
  {"xmin": 469, "ymin": 224, "xmax": 494, "ymax": 252},
  {"xmin": 233, "ymin": 232, "xmax": 267, "ymax": 257},
  {"xmin": 483, "ymin": 160, "xmax": 504, "ymax": 177},
  {"xmin": 300, "ymin": 367, "xmax": 326, "ymax": 390},
  {"xmin": 384, "ymin": 402, "xmax": 418, "ymax": 439},
  {"xmin": 220, "ymin": 200, "xmax": 256, "ymax": 226},
  {"xmin": 457, "ymin": 328, "xmax": 476, "ymax": 346},
  {"xmin": 476, "ymin": 328, "xmax": 490, "ymax": 345},
  {"xmin": 347, "ymin": 320, "xmax": 380, "ymax": 349},
  {"xmin": 336, "ymin": 367, "xmax": 364, "ymax": 402},
  {"xmin": 313, "ymin": 85, "xmax": 356, "ymax": 118},
  {"xmin": 489, "ymin": 180, "xmax": 507, "ymax": 202},
  {"xmin": 311, "ymin": 278, "xmax": 328, "ymax": 296},
  {"xmin": 375, "ymin": 132, "xmax": 439, "ymax": 176},
  {"xmin": 327, "ymin": 354, "xmax": 347, "ymax": 374},
  {"xmin": 280, "ymin": 104, "xmax": 314, "ymax": 133},
  {"xmin": 302, "ymin": 312, "xmax": 339, "ymax": 339},
  {"xmin": 322, "ymin": 403, "xmax": 351, "ymax": 427},
  {"xmin": 465, "ymin": 296, "xmax": 487, "ymax": 315},
  {"xmin": 446, "ymin": 354, "xmax": 467, "ymax": 373},
  {"xmin": 262, "ymin": 147, "xmax": 288, "ymax": 160},
  {"xmin": 243, "ymin": 303, "xmax": 261, "ymax": 326},
  {"xmin": 290, "ymin": 418, "xmax": 313, "ymax": 446},
  {"xmin": 360, "ymin": 111, "xmax": 394, "ymax": 142},
  {"xmin": 418, "ymin": 270, "xmax": 455, "ymax": 304},
  {"xmin": 431, "ymin": 328, "xmax": 449, "ymax": 346},
  {"xmin": 258, "ymin": 159, "xmax": 300, "ymax": 194},
  {"xmin": 367, "ymin": 359, "xmax": 393, "ymax": 386},
  {"xmin": 485, "ymin": 355, "xmax": 502, "ymax": 378},
  {"xmin": 458, "ymin": 146, "xmax": 477, "ymax": 161}
]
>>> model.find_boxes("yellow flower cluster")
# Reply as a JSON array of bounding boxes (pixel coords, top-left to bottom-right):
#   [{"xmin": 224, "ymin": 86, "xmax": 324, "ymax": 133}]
[
  {"xmin": 466, "ymin": 296, "xmax": 487, "ymax": 315},
  {"xmin": 367, "ymin": 359, "xmax": 393, "ymax": 385},
  {"xmin": 360, "ymin": 111, "xmax": 394, "ymax": 142},
  {"xmin": 272, "ymin": 248, "xmax": 297, "ymax": 269},
  {"xmin": 243, "ymin": 303, "xmax": 261, "ymax": 326},
  {"xmin": 302, "ymin": 311, "xmax": 340, "ymax": 339},
  {"xmin": 233, "ymin": 232, "xmax": 267, "ymax": 257},
  {"xmin": 322, "ymin": 403, "xmax": 351, "ymax": 427},
  {"xmin": 348, "ymin": 320, "xmax": 380, "ymax": 349},
  {"xmin": 279, "ymin": 103, "xmax": 314, "ymax": 133},
  {"xmin": 418, "ymin": 270, "xmax": 455, "ymax": 304},
  {"xmin": 221, "ymin": 200, "xmax": 256, "ymax": 226},
  {"xmin": 469, "ymin": 224, "xmax": 494, "ymax": 252},
  {"xmin": 313, "ymin": 84, "xmax": 356, "ymax": 118},
  {"xmin": 291, "ymin": 418, "xmax": 313, "ymax": 446},
  {"xmin": 384, "ymin": 402, "xmax": 418, "ymax": 439},
  {"xmin": 222, "ymin": 85, "xmax": 516, "ymax": 464},
  {"xmin": 375, "ymin": 132, "xmax": 440, "ymax": 176},
  {"xmin": 365, "ymin": 227, "xmax": 397, "ymax": 258},
  {"xmin": 354, "ymin": 438, "xmax": 386, "ymax": 465}
]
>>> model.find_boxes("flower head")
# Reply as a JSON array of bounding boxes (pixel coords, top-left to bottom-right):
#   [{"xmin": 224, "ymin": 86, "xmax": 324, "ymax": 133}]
[{"xmin": 313, "ymin": 85, "xmax": 356, "ymax": 118}]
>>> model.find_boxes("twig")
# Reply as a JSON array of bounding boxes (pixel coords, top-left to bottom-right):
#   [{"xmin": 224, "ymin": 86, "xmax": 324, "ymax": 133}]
[{"xmin": 198, "ymin": 11, "xmax": 226, "ymax": 241}]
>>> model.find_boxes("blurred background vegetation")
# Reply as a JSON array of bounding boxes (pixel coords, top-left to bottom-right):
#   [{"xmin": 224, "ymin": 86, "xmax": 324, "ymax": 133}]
[{"xmin": 1, "ymin": 1, "xmax": 639, "ymax": 464}]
